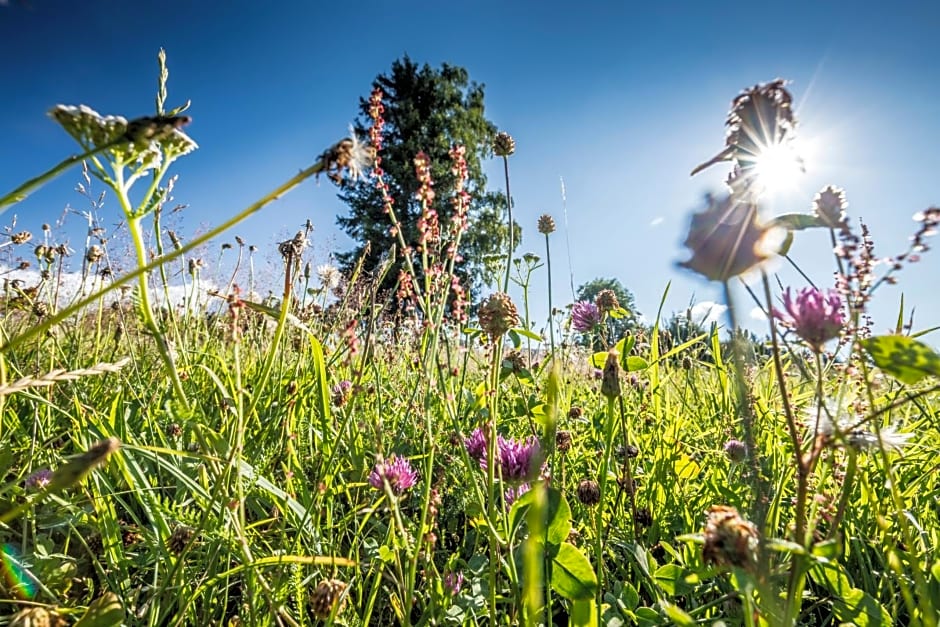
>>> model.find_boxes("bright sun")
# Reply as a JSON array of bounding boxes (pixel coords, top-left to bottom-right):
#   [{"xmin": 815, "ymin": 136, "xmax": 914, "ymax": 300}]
[{"xmin": 752, "ymin": 139, "xmax": 811, "ymax": 195}]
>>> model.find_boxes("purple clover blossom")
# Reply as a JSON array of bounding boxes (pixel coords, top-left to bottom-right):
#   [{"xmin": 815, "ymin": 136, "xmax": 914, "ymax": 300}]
[
  {"xmin": 368, "ymin": 455, "xmax": 418, "ymax": 495},
  {"xmin": 464, "ymin": 427, "xmax": 487, "ymax": 463},
  {"xmin": 504, "ymin": 483, "xmax": 531, "ymax": 507},
  {"xmin": 774, "ymin": 287, "xmax": 845, "ymax": 351},
  {"xmin": 571, "ymin": 301, "xmax": 601, "ymax": 333},
  {"xmin": 332, "ymin": 380, "xmax": 353, "ymax": 406},
  {"xmin": 443, "ymin": 571, "xmax": 464, "ymax": 596},
  {"xmin": 497, "ymin": 435, "xmax": 540, "ymax": 481},
  {"xmin": 25, "ymin": 468, "xmax": 53, "ymax": 491}
]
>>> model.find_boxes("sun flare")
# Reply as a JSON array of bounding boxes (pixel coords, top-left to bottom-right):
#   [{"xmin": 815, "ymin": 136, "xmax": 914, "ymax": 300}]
[{"xmin": 751, "ymin": 139, "xmax": 810, "ymax": 194}]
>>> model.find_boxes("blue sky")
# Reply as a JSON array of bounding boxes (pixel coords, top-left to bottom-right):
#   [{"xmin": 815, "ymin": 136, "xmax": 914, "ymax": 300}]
[{"xmin": 1, "ymin": 1, "xmax": 938, "ymax": 339}]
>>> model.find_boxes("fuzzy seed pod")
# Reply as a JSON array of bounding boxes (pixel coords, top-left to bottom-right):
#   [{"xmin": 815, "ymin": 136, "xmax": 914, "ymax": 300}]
[{"xmin": 702, "ymin": 505, "xmax": 759, "ymax": 570}]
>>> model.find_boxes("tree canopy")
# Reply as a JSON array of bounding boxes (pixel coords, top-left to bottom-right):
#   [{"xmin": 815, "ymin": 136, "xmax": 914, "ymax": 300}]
[{"xmin": 336, "ymin": 56, "xmax": 514, "ymax": 302}]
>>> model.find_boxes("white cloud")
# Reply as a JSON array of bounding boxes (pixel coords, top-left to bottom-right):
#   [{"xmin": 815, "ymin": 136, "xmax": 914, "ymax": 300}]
[
  {"xmin": 649, "ymin": 217, "xmax": 664, "ymax": 227},
  {"xmin": 688, "ymin": 301, "xmax": 727, "ymax": 326},
  {"xmin": 749, "ymin": 306, "xmax": 768, "ymax": 321}
]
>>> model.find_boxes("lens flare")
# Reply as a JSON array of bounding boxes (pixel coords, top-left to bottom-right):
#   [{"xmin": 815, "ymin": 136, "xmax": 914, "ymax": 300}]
[{"xmin": 2, "ymin": 543, "xmax": 36, "ymax": 599}]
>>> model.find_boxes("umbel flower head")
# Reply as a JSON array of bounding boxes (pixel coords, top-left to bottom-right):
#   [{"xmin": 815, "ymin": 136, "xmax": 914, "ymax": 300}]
[
  {"xmin": 678, "ymin": 191, "xmax": 779, "ymax": 282},
  {"xmin": 368, "ymin": 454, "xmax": 418, "ymax": 495},
  {"xmin": 571, "ymin": 301, "xmax": 601, "ymax": 333},
  {"xmin": 478, "ymin": 292, "xmax": 519, "ymax": 340},
  {"xmin": 774, "ymin": 286, "xmax": 845, "ymax": 351}
]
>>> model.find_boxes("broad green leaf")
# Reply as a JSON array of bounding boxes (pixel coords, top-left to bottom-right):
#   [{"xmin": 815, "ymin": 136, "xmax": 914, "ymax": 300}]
[
  {"xmin": 811, "ymin": 564, "xmax": 890, "ymax": 626},
  {"xmin": 674, "ymin": 455, "xmax": 701, "ymax": 480},
  {"xmin": 545, "ymin": 488, "xmax": 573, "ymax": 545},
  {"xmin": 590, "ymin": 351, "xmax": 607, "ymax": 369},
  {"xmin": 625, "ymin": 356, "xmax": 648, "ymax": 372},
  {"xmin": 653, "ymin": 564, "xmax": 694, "ymax": 596},
  {"xmin": 570, "ymin": 598, "xmax": 598, "ymax": 627},
  {"xmin": 862, "ymin": 335, "xmax": 940, "ymax": 385},
  {"xmin": 73, "ymin": 592, "xmax": 124, "ymax": 627},
  {"xmin": 609, "ymin": 306, "xmax": 629, "ymax": 320},
  {"xmin": 615, "ymin": 335, "xmax": 636, "ymax": 358},
  {"xmin": 551, "ymin": 543, "xmax": 598, "ymax": 601}
]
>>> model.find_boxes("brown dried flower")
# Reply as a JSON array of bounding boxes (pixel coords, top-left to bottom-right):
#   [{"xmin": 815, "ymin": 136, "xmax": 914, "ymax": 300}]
[
  {"xmin": 478, "ymin": 292, "xmax": 519, "ymax": 340},
  {"xmin": 813, "ymin": 185, "xmax": 848, "ymax": 228},
  {"xmin": 702, "ymin": 505, "xmax": 759, "ymax": 570},
  {"xmin": 577, "ymin": 479, "xmax": 601, "ymax": 506},
  {"xmin": 310, "ymin": 579, "xmax": 348, "ymax": 619},
  {"xmin": 538, "ymin": 214, "xmax": 556, "ymax": 234},
  {"xmin": 493, "ymin": 131, "xmax": 516, "ymax": 157}
]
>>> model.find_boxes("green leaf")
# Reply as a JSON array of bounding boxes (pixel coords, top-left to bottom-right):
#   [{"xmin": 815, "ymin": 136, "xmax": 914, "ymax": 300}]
[
  {"xmin": 625, "ymin": 356, "xmax": 648, "ymax": 372},
  {"xmin": 545, "ymin": 488, "xmax": 573, "ymax": 545},
  {"xmin": 770, "ymin": 213, "xmax": 828, "ymax": 231},
  {"xmin": 862, "ymin": 335, "xmax": 940, "ymax": 384},
  {"xmin": 653, "ymin": 564, "xmax": 694, "ymax": 596},
  {"xmin": 590, "ymin": 351, "xmax": 607, "ymax": 369},
  {"xmin": 551, "ymin": 543, "xmax": 598, "ymax": 601},
  {"xmin": 615, "ymin": 335, "xmax": 636, "ymax": 358},
  {"xmin": 512, "ymin": 326, "xmax": 543, "ymax": 341},
  {"xmin": 73, "ymin": 592, "xmax": 124, "ymax": 627},
  {"xmin": 570, "ymin": 598, "xmax": 598, "ymax": 627},
  {"xmin": 673, "ymin": 455, "xmax": 701, "ymax": 480},
  {"xmin": 609, "ymin": 306, "xmax": 629, "ymax": 320},
  {"xmin": 662, "ymin": 601, "xmax": 696, "ymax": 626},
  {"xmin": 811, "ymin": 564, "xmax": 890, "ymax": 626}
]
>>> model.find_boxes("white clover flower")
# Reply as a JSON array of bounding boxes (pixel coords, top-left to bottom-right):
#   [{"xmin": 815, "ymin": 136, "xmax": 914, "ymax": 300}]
[{"xmin": 317, "ymin": 264, "xmax": 341, "ymax": 290}]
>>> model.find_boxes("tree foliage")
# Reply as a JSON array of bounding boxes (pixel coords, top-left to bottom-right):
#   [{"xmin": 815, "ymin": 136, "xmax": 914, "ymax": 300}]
[
  {"xmin": 336, "ymin": 56, "xmax": 514, "ymax": 301},
  {"xmin": 575, "ymin": 277, "xmax": 641, "ymax": 346}
]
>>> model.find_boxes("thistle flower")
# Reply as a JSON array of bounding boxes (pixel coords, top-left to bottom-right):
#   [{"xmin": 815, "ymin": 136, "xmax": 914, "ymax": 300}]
[
  {"xmin": 774, "ymin": 287, "xmax": 845, "ymax": 351},
  {"xmin": 571, "ymin": 301, "xmax": 601, "ymax": 332},
  {"xmin": 702, "ymin": 505, "xmax": 759, "ymax": 570},
  {"xmin": 478, "ymin": 292, "xmax": 519, "ymax": 340},
  {"xmin": 723, "ymin": 439, "xmax": 747, "ymax": 463},
  {"xmin": 369, "ymin": 454, "xmax": 418, "ymax": 495}
]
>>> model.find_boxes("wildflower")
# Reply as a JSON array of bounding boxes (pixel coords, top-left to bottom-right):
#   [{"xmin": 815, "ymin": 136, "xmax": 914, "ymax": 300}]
[
  {"xmin": 317, "ymin": 264, "xmax": 341, "ymax": 290},
  {"xmin": 493, "ymin": 131, "xmax": 516, "ymax": 157},
  {"xmin": 723, "ymin": 439, "xmax": 747, "ymax": 463},
  {"xmin": 576, "ymin": 479, "xmax": 601, "ymax": 506},
  {"xmin": 678, "ymin": 192, "xmax": 779, "ymax": 282},
  {"xmin": 310, "ymin": 579, "xmax": 348, "ymax": 619},
  {"xmin": 496, "ymin": 435, "xmax": 541, "ymax": 481},
  {"xmin": 595, "ymin": 289, "xmax": 620, "ymax": 314},
  {"xmin": 317, "ymin": 127, "xmax": 374, "ymax": 185},
  {"xmin": 813, "ymin": 185, "xmax": 848, "ymax": 228},
  {"xmin": 816, "ymin": 410, "xmax": 912, "ymax": 453},
  {"xmin": 369, "ymin": 454, "xmax": 418, "ymax": 496},
  {"xmin": 478, "ymin": 292, "xmax": 519, "ymax": 340},
  {"xmin": 24, "ymin": 468, "xmax": 53, "ymax": 491},
  {"xmin": 504, "ymin": 483, "xmax": 530, "ymax": 507},
  {"xmin": 444, "ymin": 571, "xmax": 464, "ymax": 596},
  {"xmin": 537, "ymin": 214, "xmax": 556, "ymax": 234},
  {"xmin": 571, "ymin": 301, "xmax": 601, "ymax": 332},
  {"xmin": 331, "ymin": 380, "xmax": 352, "ymax": 407},
  {"xmin": 464, "ymin": 427, "xmax": 487, "ymax": 463},
  {"xmin": 702, "ymin": 505, "xmax": 759, "ymax": 570},
  {"xmin": 774, "ymin": 286, "xmax": 845, "ymax": 351},
  {"xmin": 555, "ymin": 430, "xmax": 573, "ymax": 453}
]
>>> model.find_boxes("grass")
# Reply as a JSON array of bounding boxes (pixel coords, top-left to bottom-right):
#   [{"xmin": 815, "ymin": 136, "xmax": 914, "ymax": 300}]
[{"xmin": 0, "ymin": 58, "xmax": 938, "ymax": 627}]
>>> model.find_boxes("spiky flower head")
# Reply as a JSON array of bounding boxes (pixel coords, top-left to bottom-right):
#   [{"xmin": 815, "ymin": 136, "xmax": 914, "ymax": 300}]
[
  {"xmin": 774, "ymin": 287, "xmax": 845, "ymax": 351},
  {"xmin": 496, "ymin": 435, "xmax": 540, "ymax": 481},
  {"xmin": 678, "ymin": 192, "xmax": 779, "ymax": 282},
  {"xmin": 368, "ymin": 454, "xmax": 418, "ymax": 495},
  {"xmin": 723, "ymin": 439, "xmax": 747, "ymax": 463},
  {"xmin": 813, "ymin": 185, "xmax": 848, "ymax": 228},
  {"xmin": 537, "ymin": 214, "xmax": 556, "ymax": 234},
  {"xmin": 595, "ymin": 289, "xmax": 620, "ymax": 315},
  {"xmin": 555, "ymin": 430, "xmax": 573, "ymax": 453},
  {"xmin": 493, "ymin": 131, "xmax": 516, "ymax": 157},
  {"xmin": 24, "ymin": 468, "xmax": 53, "ymax": 491},
  {"xmin": 310, "ymin": 579, "xmax": 348, "ymax": 619},
  {"xmin": 478, "ymin": 292, "xmax": 519, "ymax": 340},
  {"xmin": 702, "ymin": 505, "xmax": 759, "ymax": 570},
  {"xmin": 464, "ymin": 427, "xmax": 488, "ymax": 463}
]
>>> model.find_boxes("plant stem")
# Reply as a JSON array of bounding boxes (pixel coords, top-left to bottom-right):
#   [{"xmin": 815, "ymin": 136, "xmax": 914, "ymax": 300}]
[{"xmin": 502, "ymin": 155, "xmax": 513, "ymax": 293}]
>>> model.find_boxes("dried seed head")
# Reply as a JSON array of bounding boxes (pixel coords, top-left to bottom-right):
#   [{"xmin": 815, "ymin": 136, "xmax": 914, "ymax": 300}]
[
  {"xmin": 86, "ymin": 245, "xmax": 104, "ymax": 264},
  {"xmin": 9, "ymin": 606, "xmax": 62, "ymax": 627},
  {"xmin": 600, "ymin": 350, "xmax": 622, "ymax": 399},
  {"xmin": 595, "ymin": 289, "xmax": 620, "ymax": 314},
  {"xmin": 167, "ymin": 525, "xmax": 194, "ymax": 555},
  {"xmin": 537, "ymin": 213, "xmax": 556, "ymax": 234},
  {"xmin": 555, "ymin": 430, "xmax": 573, "ymax": 453},
  {"xmin": 702, "ymin": 505, "xmax": 759, "ymax": 570},
  {"xmin": 493, "ymin": 131, "xmax": 516, "ymax": 157},
  {"xmin": 478, "ymin": 292, "xmax": 519, "ymax": 340},
  {"xmin": 567, "ymin": 406, "xmax": 583, "ymax": 420},
  {"xmin": 310, "ymin": 579, "xmax": 348, "ymax": 619},
  {"xmin": 11, "ymin": 231, "xmax": 32, "ymax": 245},
  {"xmin": 813, "ymin": 185, "xmax": 848, "ymax": 228},
  {"xmin": 576, "ymin": 479, "xmax": 601, "ymax": 506},
  {"xmin": 635, "ymin": 507, "xmax": 654, "ymax": 528}
]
